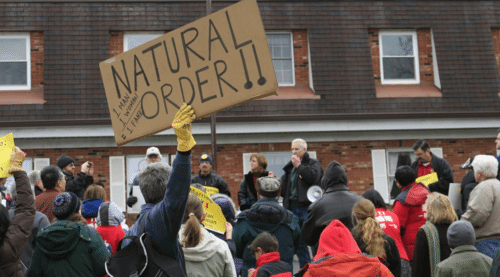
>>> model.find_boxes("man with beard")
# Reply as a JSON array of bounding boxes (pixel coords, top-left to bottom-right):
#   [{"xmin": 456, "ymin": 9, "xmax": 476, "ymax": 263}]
[
  {"xmin": 191, "ymin": 152, "xmax": 231, "ymax": 197},
  {"xmin": 410, "ymin": 139, "xmax": 453, "ymax": 195}
]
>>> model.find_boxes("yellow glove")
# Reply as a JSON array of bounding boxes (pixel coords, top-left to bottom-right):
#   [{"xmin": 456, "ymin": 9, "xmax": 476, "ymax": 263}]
[
  {"xmin": 172, "ymin": 103, "xmax": 196, "ymax": 152},
  {"xmin": 8, "ymin": 146, "xmax": 25, "ymax": 174}
]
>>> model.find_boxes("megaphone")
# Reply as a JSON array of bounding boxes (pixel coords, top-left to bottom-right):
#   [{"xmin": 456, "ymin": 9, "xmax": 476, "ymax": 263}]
[{"xmin": 307, "ymin": 185, "xmax": 323, "ymax": 202}]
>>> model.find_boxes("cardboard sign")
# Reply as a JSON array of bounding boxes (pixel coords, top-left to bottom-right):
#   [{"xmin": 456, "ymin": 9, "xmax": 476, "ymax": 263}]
[
  {"xmin": 0, "ymin": 133, "xmax": 15, "ymax": 178},
  {"xmin": 415, "ymin": 172, "xmax": 438, "ymax": 186},
  {"xmin": 203, "ymin": 186, "xmax": 219, "ymax": 196},
  {"xmin": 190, "ymin": 186, "xmax": 227, "ymax": 234},
  {"xmin": 100, "ymin": 0, "xmax": 278, "ymax": 146}
]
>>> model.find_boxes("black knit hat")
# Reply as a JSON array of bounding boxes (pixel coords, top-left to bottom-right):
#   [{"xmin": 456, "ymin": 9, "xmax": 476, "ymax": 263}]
[
  {"xmin": 53, "ymin": 192, "xmax": 80, "ymax": 220},
  {"xmin": 57, "ymin": 154, "xmax": 75, "ymax": 169}
]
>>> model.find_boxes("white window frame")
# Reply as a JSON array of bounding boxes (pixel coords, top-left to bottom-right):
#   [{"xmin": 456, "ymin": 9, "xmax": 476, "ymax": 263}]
[
  {"xmin": 0, "ymin": 33, "xmax": 31, "ymax": 91},
  {"xmin": 123, "ymin": 32, "xmax": 164, "ymax": 52},
  {"xmin": 379, "ymin": 30, "xmax": 420, "ymax": 85},
  {"xmin": 266, "ymin": 31, "xmax": 295, "ymax": 86}
]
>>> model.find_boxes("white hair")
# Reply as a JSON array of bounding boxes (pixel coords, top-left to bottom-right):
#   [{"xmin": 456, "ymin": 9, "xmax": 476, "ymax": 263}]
[
  {"xmin": 472, "ymin": 155, "xmax": 499, "ymax": 179},
  {"xmin": 292, "ymin": 138, "xmax": 307, "ymax": 150}
]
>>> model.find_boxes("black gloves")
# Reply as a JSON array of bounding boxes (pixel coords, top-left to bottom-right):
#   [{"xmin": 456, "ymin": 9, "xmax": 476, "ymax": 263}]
[{"xmin": 126, "ymin": 196, "xmax": 138, "ymax": 207}]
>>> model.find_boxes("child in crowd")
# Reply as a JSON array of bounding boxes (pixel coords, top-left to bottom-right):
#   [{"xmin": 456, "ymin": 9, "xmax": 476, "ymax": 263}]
[
  {"xmin": 247, "ymin": 232, "xmax": 292, "ymax": 277},
  {"xmin": 96, "ymin": 202, "xmax": 126, "ymax": 254}
]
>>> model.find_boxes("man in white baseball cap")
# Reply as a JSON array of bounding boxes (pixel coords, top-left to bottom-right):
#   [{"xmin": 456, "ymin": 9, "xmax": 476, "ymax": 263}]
[{"xmin": 127, "ymin": 147, "xmax": 163, "ymax": 207}]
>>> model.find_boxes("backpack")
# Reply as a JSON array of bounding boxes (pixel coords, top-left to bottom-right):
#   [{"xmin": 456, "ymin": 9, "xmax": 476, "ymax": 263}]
[
  {"xmin": 421, "ymin": 222, "xmax": 441, "ymax": 277},
  {"xmin": 105, "ymin": 217, "xmax": 186, "ymax": 277}
]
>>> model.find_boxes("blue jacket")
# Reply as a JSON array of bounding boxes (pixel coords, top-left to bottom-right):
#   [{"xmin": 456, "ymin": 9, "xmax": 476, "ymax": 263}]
[
  {"xmin": 123, "ymin": 152, "xmax": 191, "ymax": 273},
  {"xmin": 233, "ymin": 198, "xmax": 301, "ymax": 277}
]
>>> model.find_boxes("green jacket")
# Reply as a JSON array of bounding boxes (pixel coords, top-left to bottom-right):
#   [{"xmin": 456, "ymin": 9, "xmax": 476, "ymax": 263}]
[
  {"xmin": 27, "ymin": 220, "xmax": 110, "ymax": 277},
  {"xmin": 435, "ymin": 245, "xmax": 492, "ymax": 277}
]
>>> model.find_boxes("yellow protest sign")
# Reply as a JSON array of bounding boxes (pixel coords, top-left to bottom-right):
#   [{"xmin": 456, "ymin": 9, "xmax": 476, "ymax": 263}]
[
  {"xmin": 0, "ymin": 133, "xmax": 15, "ymax": 178},
  {"xmin": 416, "ymin": 172, "xmax": 438, "ymax": 186},
  {"xmin": 203, "ymin": 186, "xmax": 219, "ymax": 197},
  {"xmin": 190, "ymin": 186, "xmax": 227, "ymax": 234},
  {"xmin": 100, "ymin": 0, "xmax": 278, "ymax": 146}
]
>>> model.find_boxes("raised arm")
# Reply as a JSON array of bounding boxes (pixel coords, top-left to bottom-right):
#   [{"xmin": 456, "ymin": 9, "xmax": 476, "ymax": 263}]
[{"xmin": 146, "ymin": 104, "xmax": 196, "ymax": 250}]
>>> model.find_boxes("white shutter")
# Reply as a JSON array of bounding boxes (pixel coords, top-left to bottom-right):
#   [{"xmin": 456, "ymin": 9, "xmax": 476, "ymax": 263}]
[
  {"xmin": 34, "ymin": 158, "xmax": 50, "ymax": 171},
  {"xmin": 371, "ymin": 149, "xmax": 389, "ymax": 203},
  {"xmin": 109, "ymin": 156, "xmax": 126, "ymax": 211},
  {"xmin": 431, "ymin": 147, "xmax": 443, "ymax": 158},
  {"xmin": 431, "ymin": 29, "xmax": 441, "ymax": 89},
  {"xmin": 23, "ymin": 157, "xmax": 33, "ymax": 173},
  {"xmin": 242, "ymin": 153, "xmax": 252, "ymax": 174}
]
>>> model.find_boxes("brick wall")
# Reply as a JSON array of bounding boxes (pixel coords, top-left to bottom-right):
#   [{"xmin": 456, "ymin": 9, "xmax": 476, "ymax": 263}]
[
  {"xmin": 293, "ymin": 30, "xmax": 309, "ymax": 88},
  {"xmin": 25, "ymin": 137, "xmax": 497, "ymax": 210}
]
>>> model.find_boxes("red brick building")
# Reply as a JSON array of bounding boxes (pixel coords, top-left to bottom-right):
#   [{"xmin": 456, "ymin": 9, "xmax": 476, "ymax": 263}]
[{"xmin": 1, "ymin": 0, "xmax": 500, "ymax": 213}]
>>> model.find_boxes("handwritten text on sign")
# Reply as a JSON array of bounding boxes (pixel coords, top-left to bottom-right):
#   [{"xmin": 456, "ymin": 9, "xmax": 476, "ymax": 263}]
[{"xmin": 100, "ymin": 0, "xmax": 277, "ymax": 146}]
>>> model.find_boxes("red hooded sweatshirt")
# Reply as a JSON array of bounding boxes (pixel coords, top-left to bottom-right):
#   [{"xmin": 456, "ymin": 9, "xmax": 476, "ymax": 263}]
[{"xmin": 299, "ymin": 220, "xmax": 393, "ymax": 277}]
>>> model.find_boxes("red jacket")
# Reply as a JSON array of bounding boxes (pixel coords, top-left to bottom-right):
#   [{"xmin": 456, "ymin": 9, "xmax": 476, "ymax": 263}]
[
  {"xmin": 393, "ymin": 182, "xmax": 430, "ymax": 261},
  {"xmin": 375, "ymin": 207, "xmax": 408, "ymax": 261},
  {"xmin": 96, "ymin": 225, "xmax": 125, "ymax": 254},
  {"xmin": 251, "ymin": 252, "xmax": 292, "ymax": 277}
]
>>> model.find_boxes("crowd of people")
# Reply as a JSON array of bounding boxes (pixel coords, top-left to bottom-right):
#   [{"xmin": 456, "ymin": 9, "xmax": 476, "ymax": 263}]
[{"xmin": 1, "ymin": 108, "xmax": 500, "ymax": 276}]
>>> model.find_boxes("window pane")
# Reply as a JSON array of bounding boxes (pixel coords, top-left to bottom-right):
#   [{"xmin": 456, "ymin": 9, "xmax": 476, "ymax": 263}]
[
  {"xmin": 282, "ymin": 60, "xmax": 293, "ymax": 84},
  {"xmin": 381, "ymin": 35, "xmax": 413, "ymax": 56},
  {"xmin": 282, "ymin": 44, "xmax": 291, "ymax": 58},
  {"xmin": 0, "ymin": 38, "xmax": 27, "ymax": 61},
  {"xmin": 0, "ymin": 62, "xmax": 27, "ymax": 85},
  {"xmin": 267, "ymin": 33, "xmax": 292, "ymax": 59},
  {"xmin": 273, "ymin": 59, "xmax": 282, "ymax": 71},
  {"xmin": 125, "ymin": 34, "xmax": 161, "ymax": 51},
  {"xmin": 383, "ymin": 57, "xmax": 415, "ymax": 79}
]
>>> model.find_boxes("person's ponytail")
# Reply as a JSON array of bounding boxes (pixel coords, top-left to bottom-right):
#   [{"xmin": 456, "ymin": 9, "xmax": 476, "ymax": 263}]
[
  {"xmin": 182, "ymin": 194, "xmax": 204, "ymax": 248},
  {"xmin": 352, "ymin": 199, "xmax": 386, "ymax": 259}
]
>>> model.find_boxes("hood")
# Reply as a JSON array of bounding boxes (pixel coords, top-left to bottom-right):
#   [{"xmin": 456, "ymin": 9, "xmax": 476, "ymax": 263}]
[
  {"xmin": 396, "ymin": 182, "xmax": 430, "ymax": 206},
  {"xmin": 35, "ymin": 220, "xmax": 90, "ymax": 259},
  {"xmin": 211, "ymin": 193, "xmax": 236, "ymax": 225},
  {"xmin": 81, "ymin": 198, "xmax": 104, "ymax": 219},
  {"xmin": 179, "ymin": 225, "xmax": 225, "ymax": 262},
  {"xmin": 321, "ymin": 161, "xmax": 348, "ymax": 190},
  {"xmin": 314, "ymin": 220, "xmax": 361, "ymax": 261},
  {"xmin": 98, "ymin": 202, "xmax": 124, "ymax": 226}
]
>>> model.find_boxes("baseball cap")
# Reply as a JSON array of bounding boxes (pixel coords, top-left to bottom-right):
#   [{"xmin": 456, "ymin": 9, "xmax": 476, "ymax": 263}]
[{"xmin": 146, "ymin": 147, "xmax": 162, "ymax": 159}]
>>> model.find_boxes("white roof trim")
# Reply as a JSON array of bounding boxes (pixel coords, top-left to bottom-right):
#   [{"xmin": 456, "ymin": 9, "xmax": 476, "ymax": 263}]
[{"xmin": 2, "ymin": 117, "xmax": 499, "ymax": 149}]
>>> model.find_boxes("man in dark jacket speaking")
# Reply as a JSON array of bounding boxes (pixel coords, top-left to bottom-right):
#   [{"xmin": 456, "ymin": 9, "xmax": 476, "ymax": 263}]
[
  {"xmin": 411, "ymin": 139, "xmax": 454, "ymax": 195},
  {"xmin": 302, "ymin": 160, "xmax": 362, "ymax": 247},
  {"xmin": 281, "ymin": 138, "xmax": 323, "ymax": 268}
]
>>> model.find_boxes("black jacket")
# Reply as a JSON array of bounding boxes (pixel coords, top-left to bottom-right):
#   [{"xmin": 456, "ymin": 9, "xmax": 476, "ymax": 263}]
[
  {"xmin": 456, "ymin": 170, "xmax": 477, "ymax": 218},
  {"xmin": 281, "ymin": 152, "xmax": 323, "ymax": 209},
  {"xmin": 63, "ymin": 171, "xmax": 94, "ymax": 199},
  {"xmin": 411, "ymin": 223, "xmax": 452, "ymax": 277},
  {"xmin": 238, "ymin": 171, "xmax": 269, "ymax": 211},
  {"xmin": 353, "ymin": 232, "xmax": 401, "ymax": 277},
  {"xmin": 191, "ymin": 172, "xmax": 231, "ymax": 197},
  {"xmin": 410, "ymin": 152, "xmax": 454, "ymax": 195},
  {"xmin": 301, "ymin": 161, "xmax": 363, "ymax": 246}
]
